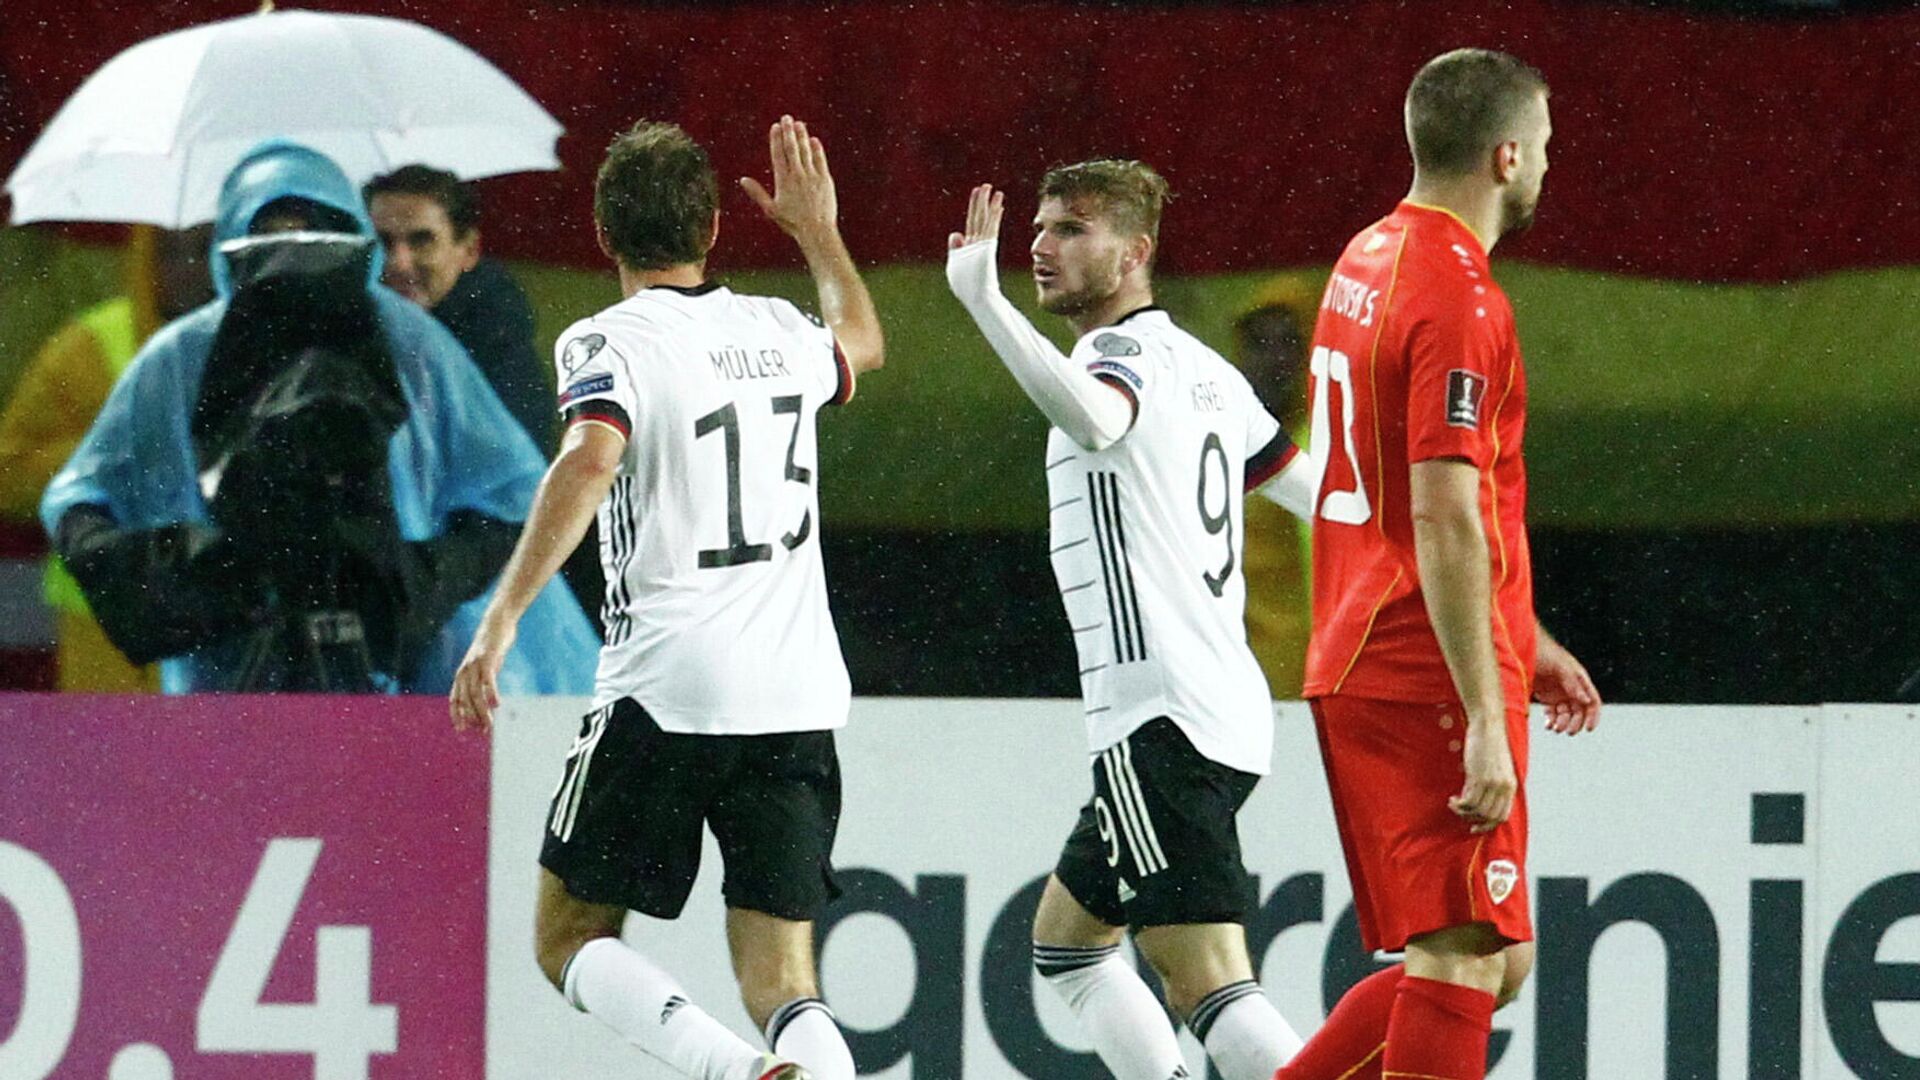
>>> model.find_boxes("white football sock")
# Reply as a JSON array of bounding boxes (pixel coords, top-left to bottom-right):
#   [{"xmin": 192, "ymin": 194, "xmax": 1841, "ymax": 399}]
[
  {"xmin": 765, "ymin": 996, "xmax": 855, "ymax": 1080},
  {"xmin": 562, "ymin": 936, "xmax": 767, "ymax": 1080},
  {"xmin": 1188, "ymin": 980, "xmax": 1304, "ymax": 1080},
  {"xmin": 1034, "ymin": 943, "xmax": 1193, "ymax": 1080}
]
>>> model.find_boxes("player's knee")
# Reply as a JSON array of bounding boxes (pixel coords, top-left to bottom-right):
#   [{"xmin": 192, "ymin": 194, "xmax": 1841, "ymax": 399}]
[
  {"xmin": 535, "ymin": 925, "xmax": 615, "ymax": 993},
  {"xmin": 533, "ymin": 875, "xmax": 626, "ymax": 992},
  {"xmin": 1406, "ymin": 923, "xmax": 1509, "ymax": 995},
  {"xmin": 738, "ymin": 969, "xmax": 820, "ymax": 1031},
  {"xmin": 1033, "ymin": 876, "xmax": 1123, "ymax": 949},
  {"xmin": 1133, "ymin": 927, "xmax": 1246, "ymax": 1019},
  {"xmin": 1495, "ymin": 942, "xmax": 1535, "ymax": 1010}
]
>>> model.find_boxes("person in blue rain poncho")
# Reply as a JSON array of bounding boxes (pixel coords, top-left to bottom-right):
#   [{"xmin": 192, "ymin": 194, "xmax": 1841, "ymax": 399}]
[{"xmin": 40, "ymin": 140, "xmax": 597, "ymax": 694}]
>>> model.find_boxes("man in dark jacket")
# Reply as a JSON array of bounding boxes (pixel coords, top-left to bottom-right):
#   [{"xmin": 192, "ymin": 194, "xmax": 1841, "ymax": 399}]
[
  {"xmin": 367, "ymin": 166, "xmax": 603, "ymax": 627},
  {"xmin": 365, "ymin": 165, "xmax": 554, "ymax": 453}
]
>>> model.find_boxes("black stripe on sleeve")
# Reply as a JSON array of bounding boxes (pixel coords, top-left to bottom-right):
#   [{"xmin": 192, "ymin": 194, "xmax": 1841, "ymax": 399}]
[
  {"xmin": 1244, "ymin": 430, "xmax": 1300, "ymax": 492},
  {"xmin": 564, "ymin": 400, "xmax": 633, "ymax": 439},
  {"xmin": 828, "ymin": 340, "xmax": 855, "ymax": 406}
]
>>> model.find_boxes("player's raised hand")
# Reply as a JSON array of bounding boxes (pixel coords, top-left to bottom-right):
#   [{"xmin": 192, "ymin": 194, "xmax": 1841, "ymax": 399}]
[
  {"xmin": 1535, "ymin": 627, "xmax": 1601, "ymax": 735},
  {"xmin": 740, "ymin": 115, "xmax": 838, "ymax": 248},
  {"xmin": 450, "ymin": 617, "xmax": 516, "ymax": 734},
  {"xmin": 1449, "ymin": 717, "xmax": 1518, "ymax": 834},
  {"xmin": 948, "ymin": 183, "xmax": 1005, "ymax": 250}
]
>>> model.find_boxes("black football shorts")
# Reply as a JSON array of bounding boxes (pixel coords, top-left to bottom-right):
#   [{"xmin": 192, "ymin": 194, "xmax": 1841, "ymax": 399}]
[
  {"xmin": 539, "ymin": 698, "xmax": 842, "ymax": 921},
  {"xmin": 1054, "ymin": 716, "xmax": 1261, "ymax": 928}
]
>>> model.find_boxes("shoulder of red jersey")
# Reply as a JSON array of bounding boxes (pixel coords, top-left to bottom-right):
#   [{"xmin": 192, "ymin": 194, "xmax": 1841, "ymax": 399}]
[
  {"xmin": 1393, "ymin": 236, "xmax": 1508, "ymax": 324},
  {"xmin": 1339, "ymin": 215, "xmax": 1402, "ymax": 262}
]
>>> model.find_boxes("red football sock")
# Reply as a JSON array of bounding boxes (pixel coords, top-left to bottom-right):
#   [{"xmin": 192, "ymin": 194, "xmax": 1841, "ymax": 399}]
[
  {"xmin": 1380, "ymin": 976, "xmax": 1496, "ymax": 1080},
  {"xmin": 1272, "ymin": 964, "xmax": 1402, "ymax": 1080}
]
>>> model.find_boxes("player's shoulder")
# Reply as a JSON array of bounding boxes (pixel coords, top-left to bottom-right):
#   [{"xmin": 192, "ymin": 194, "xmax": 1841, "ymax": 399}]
[
  {"xmin": 1393, "ymin": 210, "xmax": 1500, "ymax": 299},
  {"xmin": 718, "ymin": 289, "xmax": 826, "ymax": 334},
  {"xmin": 570, "ymin": 285, "xmax": 734, "ymax": 353},
  {"xmin": 1133, "ymin": 309, "xmax": 1242, "ymax": 386},
  {"xmin": 554, "ymin": 310, "xmax": 632, "ymax": 372},
  {"xmin": 1387, "ymin": 245, "xmax": 1500, "ymax": 334},
  {"xmin": 1076, "ymin": 306, "xmax": 1191, "ymax": 362},
  {"xmin": 1075, "ymin": 309, "xmax": 1187, "ymax": 400}
]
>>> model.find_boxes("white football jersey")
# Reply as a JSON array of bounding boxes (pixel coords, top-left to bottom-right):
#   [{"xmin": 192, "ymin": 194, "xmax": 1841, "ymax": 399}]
[
  {"xmin": 553, "ymin": 283, "xmax": 854, "ymax": 735},
  {"xmin": 1047, "ymin": 308, "xmax": 1297, "ymax": 775}
]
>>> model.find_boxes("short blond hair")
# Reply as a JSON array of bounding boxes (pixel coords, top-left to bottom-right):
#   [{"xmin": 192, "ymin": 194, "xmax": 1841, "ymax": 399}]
[{"xmin": 1037, "ymin": 159, "xmax": 1171, "ymax": 246}]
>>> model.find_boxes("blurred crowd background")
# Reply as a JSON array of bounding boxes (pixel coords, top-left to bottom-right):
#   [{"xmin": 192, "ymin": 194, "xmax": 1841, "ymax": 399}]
[{"xmin": 1, "ymin": 0, "xmax": 1915, "ymax": 702}]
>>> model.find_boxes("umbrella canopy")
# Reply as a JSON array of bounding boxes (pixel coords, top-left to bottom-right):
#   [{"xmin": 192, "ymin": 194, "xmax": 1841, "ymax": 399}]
[{"xmin": 5, "ymin": 8, "xmax": 563, "ymax": 227}]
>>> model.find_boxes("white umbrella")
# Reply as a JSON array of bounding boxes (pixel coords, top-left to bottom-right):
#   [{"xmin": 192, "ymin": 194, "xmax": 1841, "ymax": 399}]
[{"xmin": 5, "ymin": 8, "xmax": 563, "ymax": 227}]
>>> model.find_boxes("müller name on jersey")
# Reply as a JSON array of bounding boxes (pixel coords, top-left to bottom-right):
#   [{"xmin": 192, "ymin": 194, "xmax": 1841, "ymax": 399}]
[{"xmin": 711, "ymin": 345, "xmax": 794, "ymax": 382}]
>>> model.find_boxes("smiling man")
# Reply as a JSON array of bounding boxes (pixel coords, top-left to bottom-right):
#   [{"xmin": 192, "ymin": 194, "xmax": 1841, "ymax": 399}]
[
  {"xmin": 945, "ymin": 162, "xmax": 1317, "ymax": 1080},
  {"xmin": 365, "ymin": 165, "xmax": 553, "ymax": 452}
]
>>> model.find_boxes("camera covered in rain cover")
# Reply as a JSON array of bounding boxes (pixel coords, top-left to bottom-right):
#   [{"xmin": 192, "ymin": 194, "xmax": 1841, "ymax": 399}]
[
  {"xmin": 57, "ymin": 227, "xmax": 515, "ymax": 691},
  {"xmin": 187, "ymin": 230, "xmax": 412, "ymax": 687}
]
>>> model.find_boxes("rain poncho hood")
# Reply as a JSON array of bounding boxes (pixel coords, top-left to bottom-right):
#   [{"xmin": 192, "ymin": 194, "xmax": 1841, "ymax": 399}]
[
  {"xmin": 41, "ymin": 140, "xmax": 596, "ymax": 694},
  {"xmin": 208, "ymin": 139, "xmax": 382, "ymax": 296}
]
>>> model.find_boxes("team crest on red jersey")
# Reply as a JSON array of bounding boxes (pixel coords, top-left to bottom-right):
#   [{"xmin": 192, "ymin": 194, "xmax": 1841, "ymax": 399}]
[
  {"xmin": 1446, "ymin": 369, "xmax": 1486, "ymax": 429},
  {"xmin": 1486, "ymin": 859, "xmax": 1518, "ymax": 905}
]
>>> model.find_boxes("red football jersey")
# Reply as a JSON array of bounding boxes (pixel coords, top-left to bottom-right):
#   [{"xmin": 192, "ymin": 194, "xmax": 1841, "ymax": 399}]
[{"xmin": 1303, "ymin": 202, "xmax": 1536, "ymax": 707}]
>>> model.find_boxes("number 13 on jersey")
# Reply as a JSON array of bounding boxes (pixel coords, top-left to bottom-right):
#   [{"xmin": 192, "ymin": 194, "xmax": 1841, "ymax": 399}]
[{"xmin": 1308, "ymin": 345, "xmax": 1373, "ymax": 526}]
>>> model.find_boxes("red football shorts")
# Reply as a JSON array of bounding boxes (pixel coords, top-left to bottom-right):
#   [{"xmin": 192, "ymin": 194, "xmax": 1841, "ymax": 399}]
[{"xmin": 1310, "ymin": 694, "xmax": 1533, "ymax": 953}]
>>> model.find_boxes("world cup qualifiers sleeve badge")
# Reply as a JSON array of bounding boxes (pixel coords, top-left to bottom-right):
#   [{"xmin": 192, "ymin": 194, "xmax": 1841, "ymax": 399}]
[{"xmin": 560, "ymin": 333, "xmax": 607, "ymax": 374}]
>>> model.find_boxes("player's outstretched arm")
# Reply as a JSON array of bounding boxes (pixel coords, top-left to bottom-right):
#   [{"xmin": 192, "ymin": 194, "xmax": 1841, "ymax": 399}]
[
  {"xmin": 1536, "ymin": 623, "xmax": 1601, "ymax": 734},
  {"xmin": 943, "ymin": 184, "xmax": 1133, "ymax": 451},
  {"xmin": 1253, "ymin": 445, "xmax": 1319, "ymax": 520},
  {"xmin": 1410, "ymin": 457, "xmax": 1516, "ymax": 834},
  {"xmin": 740, "ymin": 115, "xmax": 884, "ymax": 379},
  {"xmin": 450, "ymin": 422, "xmax": 624, "ymax": 733}
]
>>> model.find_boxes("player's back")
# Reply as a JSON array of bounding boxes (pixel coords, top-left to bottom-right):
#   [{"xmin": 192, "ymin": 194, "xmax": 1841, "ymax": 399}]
[
  {"xmin": 1303, "ymin": 202, "xmax": 1535, "ymax": 707},
  {"xmin": 1046, "ymin": 309, "xmax": 1291, "ymax": 776},
  {"xmin": 554, "ymin": 284, "xmax": 854, "ymax": 734}
]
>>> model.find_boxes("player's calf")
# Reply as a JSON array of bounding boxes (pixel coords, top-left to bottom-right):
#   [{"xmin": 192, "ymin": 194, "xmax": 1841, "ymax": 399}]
[
  {"xmin": 1031, "ymin": 877, "xmax": 1189, "ymax": 1080},
  {"xmin": 535, "ymin": 874, "xmax": 774, "ymax": 1080},
  {"xmin": 1134, "ymin": 922, "xmax": 1304, "ymax": 1080},
  {"xmin": 1381, "ymin": 922, "xmax": 1516, "ymax": 1080},
  {"xmin": 534, "ymin": 868, "xmax": 626, "ymax": 990},
  {"xmin": 1496, "ymin": 940, "xmax": 1534, "ymax": 1010},
  {"xmin": 726, "ymin": 907, "xmax": 824, "ymax": 1027},
  {"xmin": 725, "ymin": 909, "xmax": 854, "ymax": 1080}
]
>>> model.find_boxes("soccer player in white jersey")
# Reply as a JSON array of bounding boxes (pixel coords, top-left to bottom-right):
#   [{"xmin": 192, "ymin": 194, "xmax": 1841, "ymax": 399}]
[
  {"xmin": 449, "ymin": 117, "xmax": 883, "ymax": 1080},
  {"xmin": 946, "ymin": 163, "xmax": 1318, "ymax": 1080}
]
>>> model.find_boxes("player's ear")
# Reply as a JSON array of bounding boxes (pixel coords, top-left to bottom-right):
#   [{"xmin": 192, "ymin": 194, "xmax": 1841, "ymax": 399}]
[
  {"xmin": 1126, "ymin": 233, "xmax": 1154, "ymax": 276},
  {"xmin": 1492, "ymin": 140, "xmax": 1522, "ymax": 185},
  {"xmin": 703, "ymin": 209, "xmax": 721, "ymax": 257},
  {"xmin": 455, "ymin": 225, "xmax": 482, "ymax": 271},
  {"xmin": 595, "ymin": 223, "xmax": 616, "ymax": 263}
]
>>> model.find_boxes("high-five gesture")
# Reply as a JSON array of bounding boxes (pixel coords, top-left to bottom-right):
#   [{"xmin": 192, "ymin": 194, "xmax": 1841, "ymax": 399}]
[
  {"xmin": 948, "ymin": 183, "xmax": 1005, "ymax": 250},
  {"xmin": 741, "ymin": 115, "xmax": 838, "ymax": 247},
  {"xmin": 740, "ymin": 115, "xmax": 884, "ymax": 378}
]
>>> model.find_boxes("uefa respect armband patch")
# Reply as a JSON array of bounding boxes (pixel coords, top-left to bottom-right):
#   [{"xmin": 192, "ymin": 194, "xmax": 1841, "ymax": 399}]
[
  {"xmin": 1087, "ymin": 358, "xmax": 1145, "ymax": 393},
  {"xmin": 558, "ymin": 374, "xmax": 615, "ymax": 408}
]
